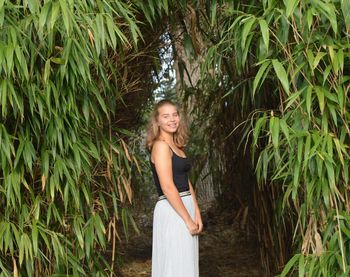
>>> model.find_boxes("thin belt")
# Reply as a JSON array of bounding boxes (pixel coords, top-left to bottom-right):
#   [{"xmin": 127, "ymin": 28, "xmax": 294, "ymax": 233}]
[{"xmin": 158, "ymin": 190, "xmax": 191, "ymax": 201}]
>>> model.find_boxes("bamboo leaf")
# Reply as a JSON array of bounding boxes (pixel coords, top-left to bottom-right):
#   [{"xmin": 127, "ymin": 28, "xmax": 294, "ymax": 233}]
[
  {"xmin": 315, "ymin": 1, "xmax": 337, "ymax": 34},
  {"xmin": 333, "ymin": 138, "xmax": 344, "ymax": 165},
  {"xmin": 337, "ymin": 49, "xmax": 344, "ymax": 73},
  {"xmin": 297, "ymin": 137, "xmax": 303, "ymax": 163},
  {"xmin": 32, "ymin": 222, "xmax": 38, "ymax": 256},
  {"xmin": 292, "ymin": 163, "xmax": 300, "ymax": 199},
  {"xmin": 39, "ymin": 2, "xmax": 51, "ymax": 30},
  {"xmin": 272, "ymin": 59, "xmax": 289, "ymax": 94},
  {"xmin": 325, "ymin": 160, "xmax": 335, "ymax": 189},
  {"xmin": 279, "ymin": 119, "xmax": 290, "ymax": 144},
  {"xmin": 73, "ymin": 217, "xmax": 84, "ymax": 249},
  {"xmin": 315, "ymin": 86, "xmax": 325, "ymax": 114},
  {"xmin": 72, "ymin": 144, "xmax": 81, "ymax": 173},
  {"xmin": 14, "ymin": 46, "xmax": 29, "ymax": 81},
  {"xmin": 298, "ymin": 254, "xmax": 305, "ymax": 277},
  {"xmin": 341, "ymin": 0, "xmax": 350, "ymax": 30},
  {"xmin": 241, "ymin": 17, "xmax": 256, "ymax": 50},
  {"xmin": 59, "ymin": 0, "xmax": 71, "ymax": 34},
  {"xmin": 328, "ymin": 45, "xmax": 339, "ymax": 74},
  {"xmin": 106, "ymin": 15, "xmax": 116, "ymax": 48},
  {"xmin": 0, "ymin": 2, "xmax": 4, "ymax": 28},
  {"xmin": 322, "ymin": 65, "xmax": 332, "ymax": 85},
  {"xmin": 270, "ymin": 116, "xmax": 280, "ymax": 148},
  {"xmin": 163, "ymin": 0, "xmax": 169, "ymax": 15},
  {"xmin": 280, "ymin": 254, "xmax": 300, "ymax": 276},
  {"xmin": 253, "ymin": 60, "xmax": 271, "ymax": 96},
  {"xmin": 306, "ymin": 49, "xmax": 314, "ymax": 74},
  {"xmin": 306, "ymin": 85, "xmax": 313, "ymax": 117},
  {"xmin": 49, "ymin": 1, "xmax": 60, "ymax": 31},
  {"xmin": 285, "ymin": 88, "xmax": 303, "ymax": 110},
  {"xmin": 253, "ymin": 115, "xmax": 266, "ymax": 146},
  {"xmin": 326, "ymin": 134, "xmax": 333, "ymax": 159},
  {"xmin": 50, "ymin": 57, "xmax": 65, "ymax": 64},
  {"xmin": 285, "ymin": 0, "xmax": 299, "ymax": 18},
  {"xmin": 313, "ymin": 52, "xmax": 326, "ymax": 70},
  {"xmin": 5, "ymin": 44, "xmax": 14, "ymax": 75},
  {"xmin": 27, "ymin": 0, "xmax": 38, "ymax": 14},
  {"xmin": 14, "ymin": 138, "xmax": 25, "ymax": 168},
  {"xmin": 44, "ymin": 59, "xmax": 51, "ymax": 84},
  {"xmin": 242, "ymin": 33, "xmax": 253, "ymax": 66},
  {"xmin": 303, "ymin": 134, "xmax": 311, "ymax": 170},
  {"xmin": 1, "ymin": 79, "xmax": 7, "ymax": 117},
  {"xmin": 259, "ymin": 19, "xmax": 269, "ymax": 51},
  {"xmin": 321, "ymin": 181, "xmax": 329, "ymax": 207},
  {"xmin": 210, "ymin": 0, "xmax": 217, "ymax": 27},
  {"xmin": 96, "ymin": 13, "xmax": 105, "ymax": 50},
  {"xmin": 328, "ymin": 104, "xmax": 337, "ymax": 127},
  {"xmin": 307, "ymin": 8, "xmax": 313, "ymax": 30},
  {"xmin": 19, "ymin": 235, "xmax": 25, "ymax": 265}
]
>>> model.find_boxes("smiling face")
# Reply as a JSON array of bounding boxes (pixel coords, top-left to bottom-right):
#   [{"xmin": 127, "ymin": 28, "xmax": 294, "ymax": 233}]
[
  {"xmin": 146, "ymin": 100, "xmax": 189, "ymax": 151},
  {"xmin": 157, "ymin": 104, "xmax": 180, "ymax": 135}
]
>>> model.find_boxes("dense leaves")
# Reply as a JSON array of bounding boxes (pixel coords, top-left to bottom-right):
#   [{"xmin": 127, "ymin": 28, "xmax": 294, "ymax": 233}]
[
  {"xmin": 0, "ymin": 0, "xmax": 142, "ymax": 275},
  {"xmin": 247, "ymin": 1, "xmax": 350, "ymax": 275}
]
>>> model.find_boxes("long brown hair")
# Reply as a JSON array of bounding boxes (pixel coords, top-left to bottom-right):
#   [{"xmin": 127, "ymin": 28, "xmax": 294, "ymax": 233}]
[{"xmin": 146, "ymin": 99, "xmax": 189, "ymax": 151}]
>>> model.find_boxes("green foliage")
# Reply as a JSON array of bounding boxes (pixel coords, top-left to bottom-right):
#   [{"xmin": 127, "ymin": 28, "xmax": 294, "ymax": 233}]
[
  {"xmin": 250, "ymin": 0, "xmax": 350, "ymax": 273},
  {"xmin": 194, "ymin": 0, "xmax": 350, "ymax": 275},
  {"xmin": 0, "ymin": 0, "xmax": 142, "ymax": 275}
]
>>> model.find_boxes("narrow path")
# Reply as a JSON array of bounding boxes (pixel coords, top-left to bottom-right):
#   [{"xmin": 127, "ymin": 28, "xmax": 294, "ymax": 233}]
[{"xmin": 118, "ymin": 206, "xmax": 262, "ymax": 277}]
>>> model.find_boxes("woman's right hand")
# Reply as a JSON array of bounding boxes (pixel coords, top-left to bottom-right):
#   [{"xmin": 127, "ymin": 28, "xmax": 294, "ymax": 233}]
[{"xmin": 185, "ymin": 219, "xmax": 199, "ymax": 235}]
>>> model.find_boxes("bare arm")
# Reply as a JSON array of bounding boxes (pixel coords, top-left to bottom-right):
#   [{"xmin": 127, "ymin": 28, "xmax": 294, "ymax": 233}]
[
  {"xmin": 152, "ymin": 141, "xmax": 198, "ymax": 234},
  {"xmin": 189, "ymin": 180, "xmax": 203, "ymax": 233},
  {"xmin": 188, "ymin": 180, "xmax": 200, "ymax": 212}
]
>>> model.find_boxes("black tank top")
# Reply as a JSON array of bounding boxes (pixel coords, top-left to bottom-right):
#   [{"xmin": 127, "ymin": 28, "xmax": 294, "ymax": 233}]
[{"xmin": 150, "ymin": 145, "xmax": 191, "ymax": 197}]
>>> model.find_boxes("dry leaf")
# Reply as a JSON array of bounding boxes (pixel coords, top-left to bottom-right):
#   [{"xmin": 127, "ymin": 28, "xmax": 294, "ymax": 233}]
[
  {"xmin": 41, "ymin": 175, "xmax": 46, "ymax": 191},
  {"xmin": 87, "ymin": 29, "xmax": 94, "ymax": 45},
  {"xmin": 117, "ymin": 178, "xmax": 124, "ymax": 203},
  {"xmin": 13, "ymin": 257, "xmax": 18, "ymax": 277},
  {"xmin": 122, "ymin": 175, "xmax": 133, "ymax": 204},
  {"xmin": 121, "ymin": 139, "xmax": 132, "ymax": 162},
  {"xmin": 314, "ymin": 231, "xmax": 323, "ymax": 256},
  {"xmin": 133, "ymin": 155, "xmax": 141, "ymax": 173}
]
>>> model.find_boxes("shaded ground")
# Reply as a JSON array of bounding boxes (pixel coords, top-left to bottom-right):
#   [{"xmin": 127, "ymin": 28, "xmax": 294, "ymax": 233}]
[{"xmin": 118, "ymin": 204, "xmax": 263, "ymax": 277}]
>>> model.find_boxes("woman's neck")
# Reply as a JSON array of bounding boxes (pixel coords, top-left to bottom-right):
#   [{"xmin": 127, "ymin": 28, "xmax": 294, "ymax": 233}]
[{"xmin": 159, "ymin": 132, "xmax": 174, "ymax": 144}]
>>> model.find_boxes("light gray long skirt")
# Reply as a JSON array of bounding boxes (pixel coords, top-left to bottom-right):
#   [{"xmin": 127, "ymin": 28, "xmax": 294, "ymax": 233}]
[{"xmin": 151, "ymin": 195, "xmax": 199, "ymax": 277}]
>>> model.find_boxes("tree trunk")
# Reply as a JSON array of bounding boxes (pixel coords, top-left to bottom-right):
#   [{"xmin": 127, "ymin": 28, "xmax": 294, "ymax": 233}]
[{"xmin": 171, "ymin": 5, "xmax": 216, "ymax": 207}]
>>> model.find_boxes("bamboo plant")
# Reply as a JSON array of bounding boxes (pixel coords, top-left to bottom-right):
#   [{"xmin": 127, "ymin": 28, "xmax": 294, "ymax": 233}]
[
  {"xmin": 199, "ymin": 0, "xmax": 350, "ymax": 275},
  {"xmin": 0, "ymin": 0, "xmax": 143, "ymax": 275}
]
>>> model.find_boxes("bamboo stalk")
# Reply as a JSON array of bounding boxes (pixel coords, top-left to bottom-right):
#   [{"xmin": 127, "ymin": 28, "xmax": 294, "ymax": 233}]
[{"xmin": 110, "ymin": 216, "xmax": 116, "ymax": 277}]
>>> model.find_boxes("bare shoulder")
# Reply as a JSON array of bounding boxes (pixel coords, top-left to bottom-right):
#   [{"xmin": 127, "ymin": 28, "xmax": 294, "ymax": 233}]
[
  {"xmin": 151, "ymin": 140, "xmax": 172, "ymax": 162},
  {"xmin": 152, "ymin": 140, "xmax": 171, "ymax": 154}
]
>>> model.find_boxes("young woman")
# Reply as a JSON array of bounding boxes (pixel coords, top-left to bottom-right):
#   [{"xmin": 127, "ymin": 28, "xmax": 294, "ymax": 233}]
[{"xmin": 146, "ymin": 99, "xmax": 203, "ymax": 277}]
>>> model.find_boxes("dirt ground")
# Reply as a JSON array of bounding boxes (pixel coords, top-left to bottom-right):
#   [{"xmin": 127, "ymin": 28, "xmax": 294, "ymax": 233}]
[{"xmin": 117, "ymin": 204, "xmax": 263, "ymax": 277}]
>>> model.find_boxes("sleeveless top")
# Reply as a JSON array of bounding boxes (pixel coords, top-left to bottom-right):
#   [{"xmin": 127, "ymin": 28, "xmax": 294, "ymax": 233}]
[{"xmin": 150, "ymin": 144, "xmax": 192, "ymax": 197}]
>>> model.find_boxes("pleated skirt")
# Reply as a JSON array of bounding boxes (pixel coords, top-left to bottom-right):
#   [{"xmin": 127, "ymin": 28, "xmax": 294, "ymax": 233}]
[{"xmin": 151, "ymin": 194, "xmax": 199, "ymax": 277}]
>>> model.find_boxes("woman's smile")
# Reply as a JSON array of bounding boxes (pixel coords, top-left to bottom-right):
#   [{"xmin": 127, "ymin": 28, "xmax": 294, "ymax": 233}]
[{"xmin": 157, "ymin": 104, "xmax": 180, "ymax": 133}]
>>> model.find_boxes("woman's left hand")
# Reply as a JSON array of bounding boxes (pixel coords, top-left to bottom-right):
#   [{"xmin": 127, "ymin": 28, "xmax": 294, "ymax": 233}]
[{"xmin": 194, "ymin": 210, "xmax": 203, "ymax": 234}]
